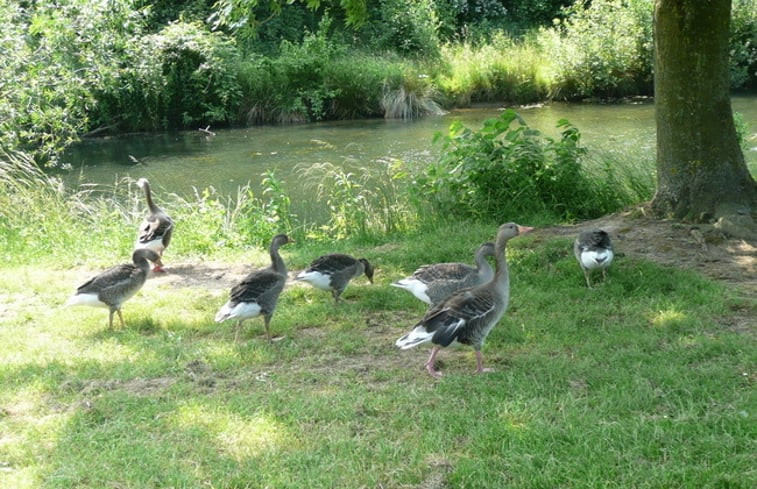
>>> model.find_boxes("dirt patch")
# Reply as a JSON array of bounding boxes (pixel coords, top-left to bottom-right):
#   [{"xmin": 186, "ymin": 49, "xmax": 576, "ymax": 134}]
[{"xmin": 537, "ymin": 206, "xmax": 756, "ymax": 296}]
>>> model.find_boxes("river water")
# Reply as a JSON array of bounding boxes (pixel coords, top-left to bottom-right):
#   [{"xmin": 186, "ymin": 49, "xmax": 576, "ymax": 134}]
[{"xmin": 62, "ymin": 96, "xmax": 757, "ymax": 219}]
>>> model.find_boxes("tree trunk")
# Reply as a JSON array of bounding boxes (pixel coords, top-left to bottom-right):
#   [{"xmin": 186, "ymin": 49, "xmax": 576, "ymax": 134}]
[{"xmin": 652, "ymin": 0, "xmax": 757, "ymax": 230}]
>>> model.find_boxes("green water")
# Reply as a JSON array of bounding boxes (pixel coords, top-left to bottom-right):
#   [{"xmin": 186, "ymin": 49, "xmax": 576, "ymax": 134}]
[{"xmin": 62, "ymin": 97, "xmax": 757, "ymax": 220}]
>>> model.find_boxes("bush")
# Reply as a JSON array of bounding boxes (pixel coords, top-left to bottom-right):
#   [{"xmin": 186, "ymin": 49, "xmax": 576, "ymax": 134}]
[
  {"xmin": 416, "ymin": 109, "xmax": 607, "ymax": 221},
  {"xmin": 538, "ymin": 0, "xmax": 654, "ymax": 99},
  {"xmin": 361, "ymin": 0, "xmax": 441, "ymax": 59},
  {"xmin": 95, "ymin": 21, "xmax": 242, "ymax": 131}
]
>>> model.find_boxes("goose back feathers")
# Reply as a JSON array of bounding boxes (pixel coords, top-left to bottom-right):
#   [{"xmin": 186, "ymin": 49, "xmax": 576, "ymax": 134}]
[
  {"xmin": 295, "ymin": 253, "xmax": 374, "ymax": 302},
  {"xmin": 391, "ymin": 242, "xmax": 495, "ymax": 305},
  {"xmin": 215, "ymin": 234, "xmax": 293, "ymax": 340},
  {"xmin": 66, "ymin": 248, "xmax": 160, "ymax": 328},
  {"xmin": 135, "ymin": 178, "xmax": 174, "ymax": 272},
  {"xmin": 574, "ymin": 229, "xmax": 614, "ymax": 288},
  {"xmin": 396, "ymin": 223, "xmax": 533, "ymax": 378}
]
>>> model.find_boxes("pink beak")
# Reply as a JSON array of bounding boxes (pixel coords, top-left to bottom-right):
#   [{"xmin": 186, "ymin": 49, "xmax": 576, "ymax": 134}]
[{"xmin": 517, "ymin": 225, "xmax": 535, "ymax": 235}]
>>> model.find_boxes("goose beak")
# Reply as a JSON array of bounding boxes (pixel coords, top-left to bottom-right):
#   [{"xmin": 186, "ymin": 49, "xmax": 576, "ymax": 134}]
[{"xmin": 517, "ymin": 225, "xmax": 534, "ymax": 235}]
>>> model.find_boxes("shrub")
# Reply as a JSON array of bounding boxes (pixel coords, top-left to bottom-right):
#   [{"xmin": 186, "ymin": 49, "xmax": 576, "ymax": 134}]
[
  {"xmin": 96, "ymin": 21, "xmax": 242, "ymax": 131},
  {"xmin": 437, "ymin": 32, "xmax": 552, "ymax": 106},
  {"xmin": 361, "ymin": 0, "xmax": 441, "ymax": 59},
  {"xmin": 415, "ymin": 109, "xmax": 605, "ymax": 221},
  {"xmin": 538, "ymin": 0, "xmax": 654, "ymax": 99}
]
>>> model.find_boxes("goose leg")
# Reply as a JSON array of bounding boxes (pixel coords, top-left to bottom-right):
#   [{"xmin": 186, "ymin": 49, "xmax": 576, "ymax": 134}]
[
  {"xmin": 425, "ymin": 346, "xmax": 443, "ymax": 378},
  {"xmin": 583, "ymin": 269, "xmax": 593, "ymax": 288},
  {"xmin": 233, "ymin": 320, "xmax": 242, "ymax": 342},
  {"xmin": 108, "ymin": 309, "xmax": 115, "ymax": 329},
  {"xmin": 263, "ymin": 315, "xmax": 272, "ymax": 342},
  {"xmin": 116, "ymin": 309, "xmax": 125, "ymax": 328},
  {"xmin": 332, "ymin": 290, "xmax": 340, "ymax": 303},
  {"xmin": 475, "ymin": 350, "xmax": 494, "ymax": 374}
]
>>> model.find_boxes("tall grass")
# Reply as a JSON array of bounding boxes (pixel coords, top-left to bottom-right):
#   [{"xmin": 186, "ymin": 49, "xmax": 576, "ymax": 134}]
[
  {"xmin": 437, "ymin": 33, "xmax": 553, "ymax": 106},
  {"xmin": 0, "ymin": 152, "xmax": 299, "ymax": 266}
]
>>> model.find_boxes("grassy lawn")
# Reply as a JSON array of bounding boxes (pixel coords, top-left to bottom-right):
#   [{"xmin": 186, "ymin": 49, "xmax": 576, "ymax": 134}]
[{"xmin": 0, "ymin": 224, "xmax": 754, "ymax": 488}]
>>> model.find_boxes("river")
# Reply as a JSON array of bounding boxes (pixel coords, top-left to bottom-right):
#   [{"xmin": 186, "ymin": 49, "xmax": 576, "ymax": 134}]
[{"xmin": 62, "ymin": 96, "xmax": 757, "ymax": 220}]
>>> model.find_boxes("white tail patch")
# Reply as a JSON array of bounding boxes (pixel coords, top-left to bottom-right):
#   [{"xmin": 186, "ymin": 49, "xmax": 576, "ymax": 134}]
[
  {"xmin": 390, "ymin": 279, "xmax": 432, "ymax": 305},
  {"xmin": 66, "ymin": 293, "xmax": 107, "ymax": 308},
  {"xmin": 395, "ymin": 325, "xmax": 434, "ymax": 350},
  {"xmin": 580, "ymin": 249, "xmax": 614, "ymax": 270},
  {"xmin": 215, "ymin": 301, "xmax": 261, "ymax": 323},
  {"xmin": 295, "ymin": 270, "xmax": 332, "ymax": 291}
]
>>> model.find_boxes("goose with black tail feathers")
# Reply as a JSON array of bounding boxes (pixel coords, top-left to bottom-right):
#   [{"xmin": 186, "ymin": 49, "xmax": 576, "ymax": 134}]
[
  {"xmin": 215, "ymin": 234, "xmax": 294, "ymax": 341},
  {"xmin": 574, "ymin": 229, "xmax": 613, "ymax": 288},
  {"xmin": 135, "ymin": 178, "xmax": 174, "ymax": 272},
  {"xmin": 396, "ymin": 223, "xmax": 533, "ymax": 378},
  {"xmin": 391, "ymin": 242, "xmax": 495, "ymax": 306},
  {"xmin": 295, "ymin": 253, "xmax": 374, "ymax": 302},
  {"xmin": 66, "ymin": 248, "xmax": 160, "ymax": 328}
]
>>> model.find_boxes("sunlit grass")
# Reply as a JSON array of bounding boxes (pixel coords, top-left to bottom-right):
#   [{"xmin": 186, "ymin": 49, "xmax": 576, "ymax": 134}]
[{"xmin": 2, "ymin": 219, "xmax": 754, "ymax": 487}]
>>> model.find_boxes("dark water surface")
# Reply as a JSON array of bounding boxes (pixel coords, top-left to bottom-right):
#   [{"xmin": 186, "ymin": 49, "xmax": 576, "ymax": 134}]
[{"xmin": 62, "ymin": 96, "xmax": 757, "ymax": 215}]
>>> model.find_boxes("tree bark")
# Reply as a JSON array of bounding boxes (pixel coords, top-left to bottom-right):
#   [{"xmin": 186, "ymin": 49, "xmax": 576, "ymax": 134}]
[{"xmin": 652, "ymin": 0, "xmax": 757, "ymax": 231}]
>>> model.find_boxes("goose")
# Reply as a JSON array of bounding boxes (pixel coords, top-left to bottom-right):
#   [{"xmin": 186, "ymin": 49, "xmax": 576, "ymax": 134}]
[
  {"xmin": 391, "ymin": 242, "xmax": 495, "ymax": 306},
  {"xmin": 396, "ymin": 223, "xmax": 533, "ymax": 378},
  {"xmin": 215, "ymin": 234, "xmax": 294, "ymax": 341},
  {"xmin": 135, "ymin": 178, "xmax": 174, "ymax": 272},
  {"xmin": 295, "ymin": 253, "xmax": 374, "ymax": 302},
  {"xmin": 66, "ymin": 248, "xmax": 160, "ymax": 328},
  {"xmin": 574, "ymin": 229, "xmax": 614, "ymax": 288}
]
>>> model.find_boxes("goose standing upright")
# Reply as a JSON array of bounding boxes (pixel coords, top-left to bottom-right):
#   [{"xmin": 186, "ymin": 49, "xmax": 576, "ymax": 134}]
[
  {"xmin": 391, "ymin": 242, "xmax": 495, "ymax": 306},
  {"xmin": 396, "ymin": 223, "xmax": 533, "ymax": 378},
  {"xmin": 574, "ymin": 229, "xmax": 614, "ymax": 288},
  {"xmin": 295, "ymin": 253, "xmax": 374, "ymax": 302},
  {"xmin": 66, "ymin": 248, "xmax": 160, "ymax": 328},
  {"xmin": 215, "ymin": 234, "xmax": 294, "ymax": 341},
  {"xmin": 135, "ymin": 178, "xmax": 174, "ymax": 272}
]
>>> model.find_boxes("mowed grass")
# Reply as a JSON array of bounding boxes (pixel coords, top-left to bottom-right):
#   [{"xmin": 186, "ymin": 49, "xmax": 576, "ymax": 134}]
[{"xmin": 0, "ymin": 225, "xmax": 754, "ymax": 489}]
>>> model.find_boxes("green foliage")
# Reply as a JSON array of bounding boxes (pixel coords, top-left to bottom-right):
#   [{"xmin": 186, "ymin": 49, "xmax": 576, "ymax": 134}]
[
  {"xmin": 96, "ymin": 21, "xmax": 242, "ymax": 131},
  {"xmin": 300, "ymin": 160, "xmax": 417, "ymax": 241},
  {"xmin": 437, "ymin": 32, "xmax": 552, "ymax": 106},
  {"xmin": 236, "ymin": 171, "xmax": 297, "ymax": 246},
  {"xmin": 361, "ymin": 0, "xmax": 441, "ymax": 58},
  {"xmin": 381, "ymin": 66, "xmax": 444, "ymax": 119},
  {"xmin": 538, "ymin": 0, "xmax": 654, "ymax": 99},
  {"xmin": 0, "ymin": 0, "xmax": 145, "ymax": 166},
  {"xmin": 416, "ymin": 109, "xmax": 643, "ymax": 222},
  {"xmin": 730, "ymin": 0, "xmax": 757, "ymax": 90}
]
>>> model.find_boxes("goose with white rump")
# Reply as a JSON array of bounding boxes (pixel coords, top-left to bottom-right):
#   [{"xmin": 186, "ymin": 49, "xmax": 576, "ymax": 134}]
[
  {"xmin": 396, "ymin": 223, "xmax": 533, "ymax": 378},
  {"xmin": 66, "ymin": 248, "xmax": 160, "ymax": 329},
  {"xmin": 391, "ymin": 242, "xmax": 495, "ymax": 306},
  {"xmin": 574, "ymin": 229, "xmax": 614, "ymax": 288},
  {"xmin": 135, "ymin": 178, "xmax": 174, "ymax": 272},
  {"xmin": 295, "ymin": 253, "xmax": 374, "ymax": 302},
  {"xmin": 215, "ymin": 234, "xmax": 294, "ymax": 341}
]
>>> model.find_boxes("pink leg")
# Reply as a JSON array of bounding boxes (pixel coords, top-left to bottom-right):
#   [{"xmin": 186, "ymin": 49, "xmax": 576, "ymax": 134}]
[
  {"xmin": 425, "ymin": 346, "xmax": 443, "ymax": 378},
  {"xmin": 475, "ymin": 350, "xmax": 494, "ymax": 374}
]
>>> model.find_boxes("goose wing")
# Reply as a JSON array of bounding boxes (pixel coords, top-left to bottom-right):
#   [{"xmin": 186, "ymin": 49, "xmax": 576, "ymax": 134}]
[
  {"xmin": 413, "ymin": 262, "xmax": 475, "ymax": 283},
  {"xmin": 307, "ymin": 254, "xmax": 356, "ymax": 274},
  {"xmin": 229, "ymin": 269, "xmax": 285, "ymax": 304},
  {"xmin": 422, "ymin": 288, "xmax": 497, "ymax": 347},
  {"xmin": 138, "ymin": 212, "xmax": 173, "ymax": 244}
]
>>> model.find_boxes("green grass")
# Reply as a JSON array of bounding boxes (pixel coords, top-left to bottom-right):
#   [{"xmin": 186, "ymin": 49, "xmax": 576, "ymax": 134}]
[{"xmin": 0, "ymin": 225, "xmax": 754, "ymax": 489}]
